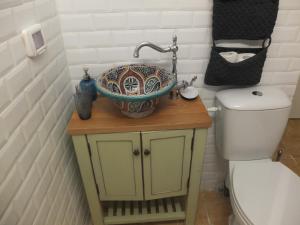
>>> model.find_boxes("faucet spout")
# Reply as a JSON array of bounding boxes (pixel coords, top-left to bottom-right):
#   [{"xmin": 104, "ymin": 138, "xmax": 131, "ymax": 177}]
[
  {"xmin": 133, "ymin": 36, "xmax": 180, "ymax": 98},
  {"xmin": 133, "ymin": 42, "xmax": 172, "ymax": 58}
]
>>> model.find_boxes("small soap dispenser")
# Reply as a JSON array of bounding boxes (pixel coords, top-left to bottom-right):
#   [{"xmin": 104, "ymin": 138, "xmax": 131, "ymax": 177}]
[{"xmin": 79, "ymin": 66, "xmax": 97, "ymax": 101}]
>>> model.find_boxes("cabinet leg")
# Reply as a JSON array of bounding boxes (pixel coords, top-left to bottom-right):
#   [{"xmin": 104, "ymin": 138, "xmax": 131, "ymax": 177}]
[
  {"xmin": 72, "ymin": 135, "xmax": 105, "ymax": 225},
  {"xmin": 184, "ymin": 129, "xmax": 207, "ymax": 225}
]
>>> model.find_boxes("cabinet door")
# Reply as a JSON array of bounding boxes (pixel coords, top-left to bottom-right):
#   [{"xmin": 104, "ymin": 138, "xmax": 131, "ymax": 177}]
[
  {"xmin": 87, "ymin": 132, "xmax": 143, "ymax": 201},
  {"xmin": 142, "ymin": 129, "xmax": 193, "ymax": 200}
]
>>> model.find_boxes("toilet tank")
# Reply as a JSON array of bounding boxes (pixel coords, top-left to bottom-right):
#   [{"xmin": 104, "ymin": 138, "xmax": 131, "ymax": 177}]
[{"xmin": 215, "ymin": 87, "xmax": 291, "ymax": 161}]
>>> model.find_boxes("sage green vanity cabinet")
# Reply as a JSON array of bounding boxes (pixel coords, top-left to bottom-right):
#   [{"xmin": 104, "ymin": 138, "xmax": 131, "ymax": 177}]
[{"xmin": 68, "ymin": 97, "xmax": 212, "ymax": 225}]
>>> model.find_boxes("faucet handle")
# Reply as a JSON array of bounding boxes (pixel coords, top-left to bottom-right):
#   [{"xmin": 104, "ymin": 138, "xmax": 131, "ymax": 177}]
[
  {"xmin": 189, "ymin": 76, "xmax": 197, "ymax": 86},
  {"xmin": 172, "ymin": 35, "xmax": 177, "ymax": 44},
  {"xmin": 171, "ymin": 35, "xmax": 178, "ymax": 53}
]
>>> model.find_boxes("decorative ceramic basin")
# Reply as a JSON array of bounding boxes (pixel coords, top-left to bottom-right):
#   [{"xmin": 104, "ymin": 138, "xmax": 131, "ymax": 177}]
[{"xmin": 96, "ymin": 64, "xmax": 176, "ymax": 118}]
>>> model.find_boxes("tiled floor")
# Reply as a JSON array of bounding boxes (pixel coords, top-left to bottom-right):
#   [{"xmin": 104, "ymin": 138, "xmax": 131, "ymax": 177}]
[
  {"xmin": 196, "ymin": 192, "xmax": 232, "ymax": 225},
  {"xmin": 279, "ymin": 119, "xmax": 300, "ymax": 176},
  {"xmin": 138, "ymin": 119, "xmax": 300, "ymax": 225},
  {"xmin": 139, "ymin": 191, "xmax": 232, "ymax": 225}
]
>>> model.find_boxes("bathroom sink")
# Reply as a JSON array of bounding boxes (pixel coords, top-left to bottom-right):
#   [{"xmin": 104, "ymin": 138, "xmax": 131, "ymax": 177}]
[{"xmin": 96, "ymin": 64, "xmax": 176, "ymax": 118}]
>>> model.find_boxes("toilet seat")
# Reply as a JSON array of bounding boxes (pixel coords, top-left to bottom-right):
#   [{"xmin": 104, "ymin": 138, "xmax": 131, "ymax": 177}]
[
  {"xmin": 230, "ymin": 190, "xmax": 253, "ymax": 225},
  {"xmin": 230, "ymin": 161, "xmax": 300, "ymax": 225}
]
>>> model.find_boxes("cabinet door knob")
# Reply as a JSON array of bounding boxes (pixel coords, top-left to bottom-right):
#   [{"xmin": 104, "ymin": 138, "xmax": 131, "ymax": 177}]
[
  {"xmin": 144, "ymin": 149, "xmax": 151, "ymax": 156},
  {"xmin": 133, "ymin": 149, "xmax": 140, "ymax": 156}
]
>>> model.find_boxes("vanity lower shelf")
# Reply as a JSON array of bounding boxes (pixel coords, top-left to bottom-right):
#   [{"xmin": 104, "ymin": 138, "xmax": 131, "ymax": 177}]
[{"xmin": 102, "ymin": 197, "xmax": 186, "ymax": 224}]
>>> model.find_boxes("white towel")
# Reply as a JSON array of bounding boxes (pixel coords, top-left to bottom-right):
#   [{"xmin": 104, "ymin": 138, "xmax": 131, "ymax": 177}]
[
  {"xmin": 219, "ymin": 51, "xmax": 238, "ymax": 63},
  {"xmin": 236, "ymin": 53, "xmax": 255, "ymax": 62}
]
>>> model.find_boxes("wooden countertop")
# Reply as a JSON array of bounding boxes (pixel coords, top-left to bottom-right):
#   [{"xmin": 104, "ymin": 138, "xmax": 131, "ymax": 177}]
[{"xmin": 68, "ymin": 96, "xmax": 212, "ymax": 135}]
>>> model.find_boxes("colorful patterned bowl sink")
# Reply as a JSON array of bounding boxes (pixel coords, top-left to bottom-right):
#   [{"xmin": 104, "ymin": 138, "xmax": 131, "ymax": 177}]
[{"xmin": 96, "ymin": 64, "xmax": 176, "ymax": 118}]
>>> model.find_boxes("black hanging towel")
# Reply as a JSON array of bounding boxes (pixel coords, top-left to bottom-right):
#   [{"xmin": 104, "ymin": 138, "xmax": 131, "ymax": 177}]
[
  {"xmin": 213, "ymin": 0, "xmax": 279, "ymax": 40},
  {"xmin": 204, "ymin": 0, "xmax": 279, "ymax": 86}
]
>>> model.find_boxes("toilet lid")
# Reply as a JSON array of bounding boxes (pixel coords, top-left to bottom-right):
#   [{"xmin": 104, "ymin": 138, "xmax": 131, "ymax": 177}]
[{"xmin": 232, "ymin": 162, "xmax": 300, "ymax": 225}]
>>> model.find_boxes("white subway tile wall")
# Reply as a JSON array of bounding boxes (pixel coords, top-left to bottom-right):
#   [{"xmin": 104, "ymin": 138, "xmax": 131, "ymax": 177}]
[
  {"xmin": 0, "ymin": 1, "xmax": 90, "ymax": 225},
  {"xmin": 56, "ymin": 0, "xmax": 300, "ymax": 191}
]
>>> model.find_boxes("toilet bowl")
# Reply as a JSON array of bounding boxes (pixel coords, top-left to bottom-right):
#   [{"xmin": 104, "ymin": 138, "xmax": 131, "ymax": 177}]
[{"xmin": 228, "ymin": 160, "xmax": 300, "ymax": 225}]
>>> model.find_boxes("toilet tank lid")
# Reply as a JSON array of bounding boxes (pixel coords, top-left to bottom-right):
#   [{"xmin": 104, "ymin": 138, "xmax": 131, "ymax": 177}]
[{"xmin": 216, "ymin": 87, "xmax": 291, "ymax": 110}]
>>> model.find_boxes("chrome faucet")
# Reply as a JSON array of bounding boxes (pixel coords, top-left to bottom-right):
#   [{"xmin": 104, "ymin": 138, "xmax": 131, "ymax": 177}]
[{"xmin": 133, "ymin": 35, "xmax": 179, "ymax": 83}]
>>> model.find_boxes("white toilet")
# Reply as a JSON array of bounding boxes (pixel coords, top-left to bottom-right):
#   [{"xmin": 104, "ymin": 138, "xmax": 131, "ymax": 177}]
[{"xmin": 215, "ymin": 86, "xmax": 300, "ymax": 225}]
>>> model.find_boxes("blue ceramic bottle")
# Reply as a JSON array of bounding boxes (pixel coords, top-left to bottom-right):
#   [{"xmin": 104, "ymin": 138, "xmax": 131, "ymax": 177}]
[{"xmin": 79, "ymin": 67, "xmax": 97, "ymax": 101}]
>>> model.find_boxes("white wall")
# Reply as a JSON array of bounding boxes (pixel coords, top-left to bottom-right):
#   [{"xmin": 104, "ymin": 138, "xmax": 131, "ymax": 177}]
[
  {"xmin": 290, "ymin": 78, "xmax": 300, "ymax": 117},
  {"xmin": 56, "ymin": 0, "xmax": 300, "ymax": 191},
  {"xmin": 0, "ymin": 1, "xmax": 90, "ymax": 225}
]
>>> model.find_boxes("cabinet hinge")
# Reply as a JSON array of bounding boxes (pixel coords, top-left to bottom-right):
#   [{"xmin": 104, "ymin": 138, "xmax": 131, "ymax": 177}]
[
  {"xmin": 87, "ymin": 142, "xmax": 92, "ymax": 156},
  {"xmin": 95, "ymin": 183, "xmax": 100, "ymax": 195}
]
